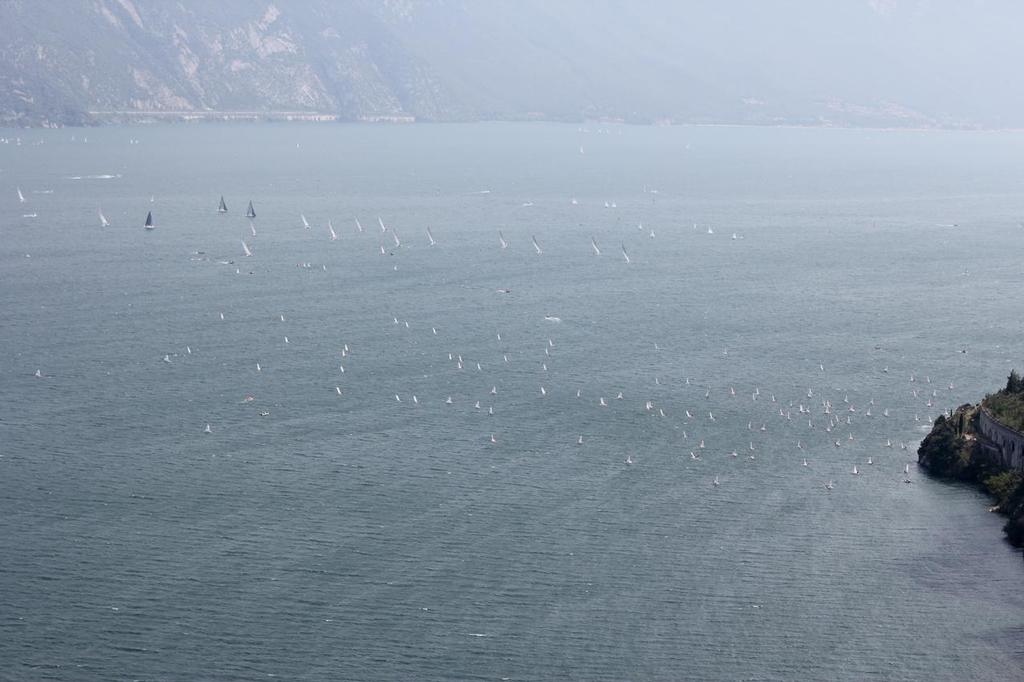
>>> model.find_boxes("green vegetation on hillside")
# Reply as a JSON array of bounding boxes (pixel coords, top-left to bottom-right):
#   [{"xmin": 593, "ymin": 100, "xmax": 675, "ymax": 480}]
[{"xmin": 982, "ymin": 370, "xmax": 1024, "ymax": 433}]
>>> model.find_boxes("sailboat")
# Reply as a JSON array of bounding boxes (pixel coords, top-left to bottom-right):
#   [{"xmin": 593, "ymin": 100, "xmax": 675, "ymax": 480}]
[
  {"xmin": 98, "ymin": 208, "xmax": 109, "ymax": 227},
  {"xmin": 621, "ymin": 243, "xmax": 631, "ymax": 264},
  {"xmin": 241, "ymin": 239, "xmax": 252, "ymax": 257},
  {"xmin": 591, "ymin": 237, "xmax": 601, "ymax": 255},
  {"xmin": 144, "ymin": 211, "xmax": 154, "ymax": 230},
  {"xmin": 17, "ymin": 187, "xmax": 26, "ymax": 203},
  {"xmin": 531, "ymin": 235, "xmax": 543, "ymax": 255},
  {"xmin": 301, "ymin": 214, "xmax": 310, "ymax": 229},
  {"xmin": 245, "ymin": 200, "xmax": 256, "ymax": 219},
  {"xmin": 426, "ymin": 227, "xmax": 436, "ymax": 246},
  {"xmin": 498, "ymin": 230, "xmax": 509, "ymax": 249},
  {"xmin": 217, "ymin": 196, "xmax": 228, "ymax": 213},
  {"xmin": 377, "ymin": 216, "xmax": 387, "ymax": 233},
  {"xmin": 355, "ymin": 218, "xmax": 364, "ymax": 233},
  {"xmin": 328, "ymin": 220, "xmax": 338, "ymax": 241},
  {"xmin": 392, "ymin": 231, "xmax": 401, "ymax": 248}
]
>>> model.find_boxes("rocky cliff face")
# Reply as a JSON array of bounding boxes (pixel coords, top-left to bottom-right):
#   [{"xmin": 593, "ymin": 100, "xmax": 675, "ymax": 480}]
[
  {"xmin": 919, "ymin": 402, "xmax": 1024, "ymax": 546},
  {"xmin": 0, "ymin": 0, "xmax": 459, "ymax": 125}
]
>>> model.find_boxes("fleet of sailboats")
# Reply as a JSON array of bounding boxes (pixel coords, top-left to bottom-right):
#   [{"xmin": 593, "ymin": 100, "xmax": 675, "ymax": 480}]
[{"xmin": 13, "ymin": 186, "xmax": 918, "ymax": 492}]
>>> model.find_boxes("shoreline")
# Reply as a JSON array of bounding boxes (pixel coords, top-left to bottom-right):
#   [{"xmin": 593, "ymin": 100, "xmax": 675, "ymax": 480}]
[
  {"xmin": 0, "ymin": 107, "xmax": 1013, "ymax": 133},
  {"xmin": 6, "ymin": 112, "xmax": 1024, "ymax": 134}
]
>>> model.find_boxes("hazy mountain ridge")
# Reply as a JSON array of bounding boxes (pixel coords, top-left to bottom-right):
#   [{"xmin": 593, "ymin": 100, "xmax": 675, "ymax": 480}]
[{"xmin": 1, "ymin": 0, "xmax": 1021, "ymax": 128}]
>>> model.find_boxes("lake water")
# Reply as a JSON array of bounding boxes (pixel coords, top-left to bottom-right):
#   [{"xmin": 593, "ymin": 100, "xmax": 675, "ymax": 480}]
[{"xmin": 1, "ymin": 122, "xmax": 1023, "ymax": 680}]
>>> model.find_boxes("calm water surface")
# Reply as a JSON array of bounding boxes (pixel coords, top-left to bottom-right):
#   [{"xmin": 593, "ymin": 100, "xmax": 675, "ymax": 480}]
[{"xmin": 1, "ymin": 122, "xmax": 1023, "ymax": 680}]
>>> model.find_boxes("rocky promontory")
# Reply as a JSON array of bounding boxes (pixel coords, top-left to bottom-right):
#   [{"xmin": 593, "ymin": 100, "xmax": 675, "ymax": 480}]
[{"xmin": 918, "ymin": 372, "xmax": 1024, "ymax": 545}]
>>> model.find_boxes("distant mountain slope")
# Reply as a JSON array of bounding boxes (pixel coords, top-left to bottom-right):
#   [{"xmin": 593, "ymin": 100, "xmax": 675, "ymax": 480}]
[{"xmin": 1, "ymin": 0, "xmax": 1022, "ymax": 128}]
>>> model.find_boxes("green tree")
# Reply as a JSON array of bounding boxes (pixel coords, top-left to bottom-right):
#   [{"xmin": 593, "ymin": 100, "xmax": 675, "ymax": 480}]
[{"xmin": 984, "ymin": 471, "xmax": 1023, "ymax": 506}]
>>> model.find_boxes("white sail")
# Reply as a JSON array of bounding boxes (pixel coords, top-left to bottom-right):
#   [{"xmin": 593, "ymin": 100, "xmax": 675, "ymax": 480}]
[
  {"xmin": 498, "ymin": 230, "xmax": 509, "ymax": 249},
  {"xmin": 98, "ymin": 208, "xmax": 109, "ymax": 227},
  {"xmin": 300, "ymin": 214, "xmax": 310, "ymax": 229},
  {"xmin": 531, "ymin": 235, "xmax": 542, "ymax": 255},
  {"xmin": 328, "ymin": 220, "xmax": 338, "ymax": 241},
  {"xmin": 17, "ymin": 187, "xmax": 25, "ymax": 203},
  {"xmin": 241, "ymin": 239, "xmax": 252, "ymax": 257},
  {"xmin": 378, "ymin": 216, "xmax": 387, "ymax": 233},
  {"xmin": 355, "ymin": 218, "xmax": 363, "ymax": 233},
  {"xmin": 426, "ymin": 227, "xmax": 436, "ymax": 246},
  {"xmin": 249, "ymin": 219, "xmax": 256, "ymax": 237},
  {"xmin": 591, "ymin": 237, "xmax": 601, "ymax": 255},
  {"xmin": 392, "ymin": 231, "xmax": 401, "ymax": 248},
  {"xmin": 621, "ymin": 243, "xmax": 631, "ymax": 264}
]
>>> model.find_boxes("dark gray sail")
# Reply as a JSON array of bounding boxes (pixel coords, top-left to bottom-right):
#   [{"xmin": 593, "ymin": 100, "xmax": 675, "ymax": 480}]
[
  {"xmin": 245, "ymin": 200, "xmax": 255, "ymax": 218},
  {"xmin": 218, "ymin": 196, "xmax": 227, "ymax": 213},
  {"xmin": 144, "ymin": 211, "xmax": 154, "ymax": 229}
]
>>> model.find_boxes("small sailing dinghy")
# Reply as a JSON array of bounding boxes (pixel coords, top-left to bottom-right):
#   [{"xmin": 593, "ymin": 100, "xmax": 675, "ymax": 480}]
[
  {"xmin": 218, "ymin": 196, "xmax": 228, "ymax": 213},
  {"xmin": 144, "ymin": 211, "xmax": 154, "ymax": 230},
  {"xmin": 98, "ymin": 208, "xmax": 109, "ymax": 227},
  {"xmin": 245, "ymin": 200, "xmax": 256, "ymax": 219}
]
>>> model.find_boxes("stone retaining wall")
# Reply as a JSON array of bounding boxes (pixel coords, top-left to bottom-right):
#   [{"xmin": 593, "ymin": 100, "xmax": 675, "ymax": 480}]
[{"xmin": 978, "ymin": 408, "xmax": 1024, "ymax": 471}]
